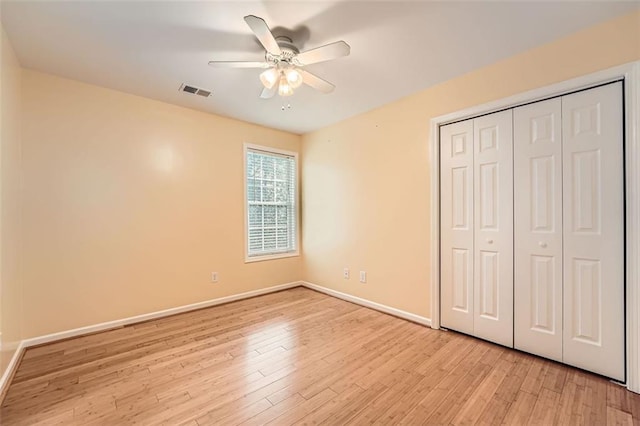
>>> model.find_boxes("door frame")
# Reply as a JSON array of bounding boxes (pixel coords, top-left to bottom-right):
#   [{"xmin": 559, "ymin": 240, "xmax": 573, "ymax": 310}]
[{"xmin": 428, "ymin": 61, "xmax": 640, "ymax": 393}]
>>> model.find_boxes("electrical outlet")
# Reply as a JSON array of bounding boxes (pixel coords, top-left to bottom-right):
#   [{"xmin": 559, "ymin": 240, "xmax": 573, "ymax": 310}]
[
  {"xmin": 211, "ymin": 272, "xmax": 219, "ymax": 283},
  {"xmin": 359, "ymin": 271, "xmax": 367, "ymax": 283},
  {"xmin": 343, "ymin": 268, "xmax": 350, "ymax": 279}
]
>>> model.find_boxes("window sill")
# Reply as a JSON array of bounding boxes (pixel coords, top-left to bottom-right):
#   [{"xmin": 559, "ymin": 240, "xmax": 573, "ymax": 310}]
[{"xmin": 245, "ymin": 251, "xmax": 300, "ymax": 263}]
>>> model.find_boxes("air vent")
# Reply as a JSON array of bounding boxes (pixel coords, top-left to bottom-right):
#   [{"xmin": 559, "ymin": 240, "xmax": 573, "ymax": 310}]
[{"xmin": 179, "ymin": 83, "xmax": 212, "ymax": 98}]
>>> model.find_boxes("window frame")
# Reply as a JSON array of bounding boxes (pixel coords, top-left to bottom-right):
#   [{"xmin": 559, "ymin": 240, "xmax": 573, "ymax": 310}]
[{"xmin": 243, "ymin": 143, "xmax": 300, "ymax": 263}]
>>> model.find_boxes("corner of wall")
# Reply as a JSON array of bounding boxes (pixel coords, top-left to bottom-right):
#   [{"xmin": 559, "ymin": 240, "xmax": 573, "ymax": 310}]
[{"xmin": 0, "ymin": 23, "xmax": 24, "ymax": 395}]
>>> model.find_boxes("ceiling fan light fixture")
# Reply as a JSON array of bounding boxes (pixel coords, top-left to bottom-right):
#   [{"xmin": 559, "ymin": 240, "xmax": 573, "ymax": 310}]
[
  {"xmin": 278, "ymin": 75, "xmax": 294, "ymax": 97},
  {"xmin": 259, "ymin": 67, "xmax": 278, "ymax": 89},
  {"xmin": 285, "ymin": 68, "xmax": 303, "ymax": 89}
]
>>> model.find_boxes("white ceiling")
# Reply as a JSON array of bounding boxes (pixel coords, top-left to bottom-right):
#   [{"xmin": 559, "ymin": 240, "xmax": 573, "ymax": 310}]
[{"xmin": 2, "ymin": 1, "xmax": 637, "ymax": 134}]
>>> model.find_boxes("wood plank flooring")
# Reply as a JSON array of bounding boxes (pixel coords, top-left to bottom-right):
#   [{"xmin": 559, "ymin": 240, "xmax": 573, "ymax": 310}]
[{"xmin": 1, "ymin": 287, "xmax": 639, "ymax": 425}]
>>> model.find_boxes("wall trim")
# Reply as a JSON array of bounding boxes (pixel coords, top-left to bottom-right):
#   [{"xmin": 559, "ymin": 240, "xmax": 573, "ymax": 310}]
[
  {"xmin": 429, "ymin": 60, "xmax": 640, "ymax": 393},
  {"xmin": 301, "ymin": 281, "xmax": 432, "ymax": 327},
  {"xmin": 22, "ymin": 281, "xmax": 302, "ymax": 348},
  {"xmin": 0, "ymin": 341, "xmax": 26, "ymax": 403},
  {"xmin": 0, "ymin": 280, "xmax": 301, "ymax": 401},
  {"xmin": 625, "ymin": 61, "xmax": 640, "ymax": 394}
]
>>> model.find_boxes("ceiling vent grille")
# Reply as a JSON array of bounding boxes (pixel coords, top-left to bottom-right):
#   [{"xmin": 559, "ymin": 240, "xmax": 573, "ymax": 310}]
[{"xmin": 179, "ymin": 83, "xmax": 212, "ymax": 98}]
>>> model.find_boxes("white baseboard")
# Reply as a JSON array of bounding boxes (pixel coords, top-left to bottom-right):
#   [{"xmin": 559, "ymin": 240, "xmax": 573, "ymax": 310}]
[
  {"xmin": 0, "ymin": 341, "xmax": 26, "ymax": 401},
  {"xmin": 22, "ymin": 281, "xmax": 302, "ymax": 348},
  {"xmin": 301, "ymin": 281, "xmax": 431, "ymax": 327},
  {"xmin": 0, "ymin": 280, "xmax": 301, "ymax": 400}
]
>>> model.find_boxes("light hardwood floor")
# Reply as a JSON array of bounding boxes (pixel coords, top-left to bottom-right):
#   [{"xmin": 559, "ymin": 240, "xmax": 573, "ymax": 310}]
[{"xmin": 1, "ymin": 287, "xmax": 639, "ymax": 425}]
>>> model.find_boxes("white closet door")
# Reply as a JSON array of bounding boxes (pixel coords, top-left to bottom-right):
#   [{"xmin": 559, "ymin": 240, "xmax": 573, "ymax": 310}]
[
  {"xmin": 440, "ymin": 120, "xmax": 474, "ymax": 335},
  {"xmin": 562, "ymin": 82, "xmax": 625, "ymax": 381},
  {"xmin": 473, "ymin": 110, "xmax": 514, "ymax": 347},
  {"xmin": 514, "ymin": 98, "xmax": 563, "ymax": 361}
]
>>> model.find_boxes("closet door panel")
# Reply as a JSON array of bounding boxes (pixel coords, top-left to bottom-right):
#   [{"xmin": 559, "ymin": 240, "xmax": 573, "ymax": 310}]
[
  {"xmin": 514, "ymin": 98, "xmax": 563, "ymax": 362},
  {"xmin": 473, "ymin": 110, "xmax": 513, "ymax": 347},
  {"xmin": 562, "ymin": 82, "xmax": 625, "ymax": 381},
  {"xmin": 440, "ymin": 120, "xmax": 474, "ymax": 335}
]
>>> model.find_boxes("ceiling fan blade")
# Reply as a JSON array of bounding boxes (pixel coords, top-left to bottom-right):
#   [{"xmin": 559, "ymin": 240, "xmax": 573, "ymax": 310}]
[
  {"xmin": 260, "ymin": 84, "xmax": 278, "ymax": 99},
  {"xmin": 300, "ymin": 70, "xmax": 335, "ymax": 94},
  {"xmin": 208, "ymin": 61, "xmax": 269, "ymax": 69},
  {"xmin": 296, "ymin": 41, "xmax": 350, "ymax": 66},
  {"xmin": 244, "ymin": 15, "xmax": 282, "ymax": 56}
]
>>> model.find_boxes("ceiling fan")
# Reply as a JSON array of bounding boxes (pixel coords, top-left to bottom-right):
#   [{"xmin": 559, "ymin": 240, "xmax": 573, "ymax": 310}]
[{"xmin": 208, "ymin": 15, "xmax": 350, "ymax": 99}]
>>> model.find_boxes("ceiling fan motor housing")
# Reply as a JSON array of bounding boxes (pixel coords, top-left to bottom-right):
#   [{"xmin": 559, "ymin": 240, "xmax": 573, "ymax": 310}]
[{"xmin": 265, "ymin": 36, "xmax": 300, "ymax": 65}]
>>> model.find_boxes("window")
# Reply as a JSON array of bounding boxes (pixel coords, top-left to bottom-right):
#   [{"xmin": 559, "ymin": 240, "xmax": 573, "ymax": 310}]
[{"xmin": 244, "ymin": 144, "xmax": 298, "ymax": 261}]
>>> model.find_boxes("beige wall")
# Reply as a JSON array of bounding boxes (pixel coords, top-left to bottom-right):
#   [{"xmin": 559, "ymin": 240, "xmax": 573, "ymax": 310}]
[
  {"xmin": 20, "ymin": 70, "xmax": 302, "ymax": 338},
  {"xmin": 301, "ymin": 10, "xmax": 640, "ymax": 319},
  {"xmin": 0, "ymin": 26, "xmax": 23, "ymax": 376}
]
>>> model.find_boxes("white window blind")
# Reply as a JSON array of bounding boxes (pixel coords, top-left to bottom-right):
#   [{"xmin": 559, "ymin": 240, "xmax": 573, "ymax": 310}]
[{"xmin": 245, "ymin": 147, "xmax": 297, "ymax": 258}]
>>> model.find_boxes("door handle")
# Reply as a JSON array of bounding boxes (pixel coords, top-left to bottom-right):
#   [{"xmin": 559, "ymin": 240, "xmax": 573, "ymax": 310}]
[{"xmin": 487, "ymin": 239, "xmax": 493, "ymax": 244}]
